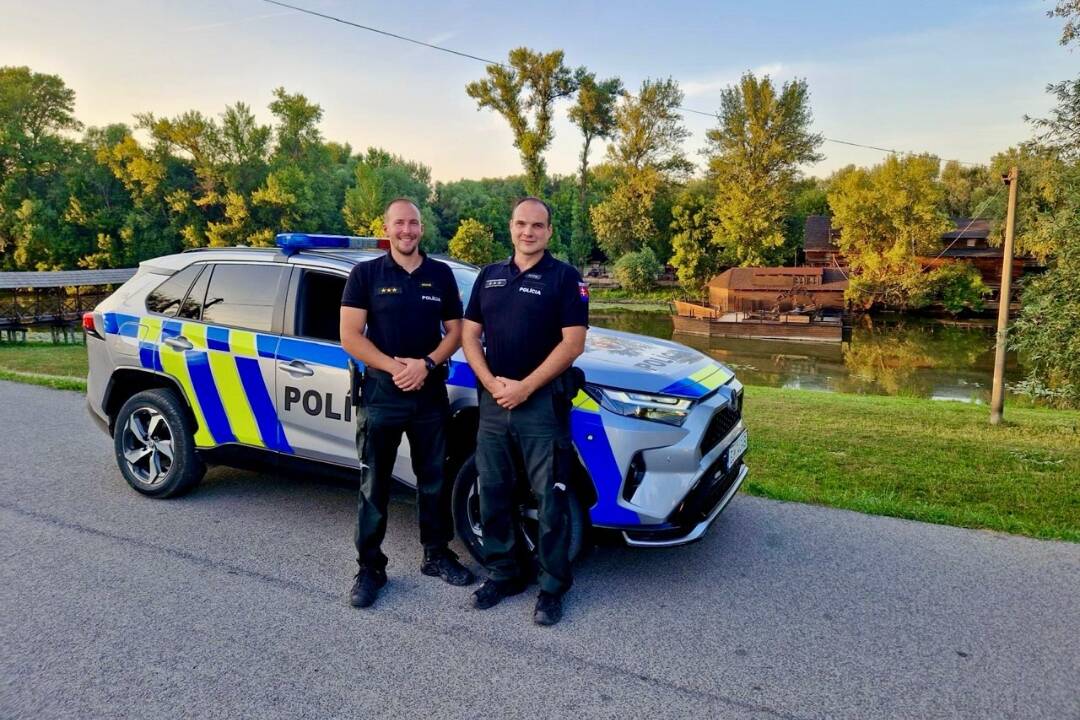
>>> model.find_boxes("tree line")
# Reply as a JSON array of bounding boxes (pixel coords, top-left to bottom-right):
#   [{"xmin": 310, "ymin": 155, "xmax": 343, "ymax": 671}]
[{"xmin": 0, "ymin": 2, "xmax": 1076, "ymax": 403}]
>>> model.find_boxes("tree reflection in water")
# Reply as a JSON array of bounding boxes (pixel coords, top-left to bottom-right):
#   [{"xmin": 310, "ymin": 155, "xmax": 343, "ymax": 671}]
[{"xmin": 589, "ymin": 310, "xmax": 1030, "ymax": 404}]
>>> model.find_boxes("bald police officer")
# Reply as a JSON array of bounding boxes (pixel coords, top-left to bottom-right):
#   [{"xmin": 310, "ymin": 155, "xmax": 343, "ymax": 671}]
[
  {"xmin": 462, "ymin": 197, "xmax": 588, "ymax": 626},
  {"xmin": 340, "ymin": 198, "xmax": 474, "ymax": 608}
]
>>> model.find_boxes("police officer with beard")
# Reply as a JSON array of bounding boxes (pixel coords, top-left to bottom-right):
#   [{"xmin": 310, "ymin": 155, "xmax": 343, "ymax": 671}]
[
  {"xmin": 340, "ymin": 198, "xmax": 474, "ymax": 608},
  {"xmin": 462, "ymin": 197, "xmax": 588, "ymax": 626}
]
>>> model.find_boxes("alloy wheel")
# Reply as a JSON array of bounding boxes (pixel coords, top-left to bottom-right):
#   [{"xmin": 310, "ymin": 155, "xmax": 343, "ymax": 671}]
[{"xmin": 121, "ymin": 406, "xmax": 174, "ymax": 486}]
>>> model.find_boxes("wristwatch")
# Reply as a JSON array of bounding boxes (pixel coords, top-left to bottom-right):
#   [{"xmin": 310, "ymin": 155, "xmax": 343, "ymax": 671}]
[{"xmin": 423, "ymin": 356, "xmax": 437, "ymax": 372}]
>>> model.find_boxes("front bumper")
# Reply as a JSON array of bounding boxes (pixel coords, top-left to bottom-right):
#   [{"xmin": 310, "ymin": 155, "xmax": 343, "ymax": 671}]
[{"xmin": 621, "ymin": 461, "xmax": 748, "ymax": 547}]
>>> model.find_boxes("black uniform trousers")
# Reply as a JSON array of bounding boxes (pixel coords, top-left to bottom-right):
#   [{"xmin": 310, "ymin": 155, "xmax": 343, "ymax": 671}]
[
  {"xmin": 475, "ymin": 383, "xmax": 574, "ymax": 595},
  {"xmin": 354, "ymin": 368, "xmax": 453, "ymax": 571}
]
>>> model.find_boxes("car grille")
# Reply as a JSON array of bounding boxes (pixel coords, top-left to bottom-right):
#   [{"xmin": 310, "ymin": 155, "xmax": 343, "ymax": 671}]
[{"xmin": 701, "ymin": 404, "xmax": 741, "ymax": 456}]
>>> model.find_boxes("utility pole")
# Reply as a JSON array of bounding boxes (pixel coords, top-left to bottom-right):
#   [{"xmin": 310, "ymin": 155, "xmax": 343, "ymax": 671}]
[{"xmin": 990, "ymin": 166, "xmax": 1019, "ymax": 425}]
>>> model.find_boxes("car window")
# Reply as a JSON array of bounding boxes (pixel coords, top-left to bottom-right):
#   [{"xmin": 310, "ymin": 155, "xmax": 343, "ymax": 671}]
[
  {"xmin": 201, "ymin": 264, "xmax": 288, "ymax": 332},
  {"xmin": 145, "ymin": 264, "xmax": 203, "ymax": 317},
  {"xmin": 452, "ymin": 267, "xmax": 477, "ymax": 308},
  {"xmin": 178, "ymin": 264, "xmax": 211, "ymax": 320},
  {"xmin": 294, "ymin": 270, "xmax": 347, "ymax": 342}
]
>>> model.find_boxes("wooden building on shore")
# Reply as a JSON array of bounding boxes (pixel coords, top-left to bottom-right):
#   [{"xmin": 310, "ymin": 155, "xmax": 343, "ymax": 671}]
[
  {"xmin": 672, "ymin": 267, "xmax": 850, "ymax": 342},
  {"xmin": 707, "ymin": 266, "xmax": 849, "ymax": 313},
  {"xmin": 802, "ymin": 215, "xmax": 1033, "ymax": 297}
]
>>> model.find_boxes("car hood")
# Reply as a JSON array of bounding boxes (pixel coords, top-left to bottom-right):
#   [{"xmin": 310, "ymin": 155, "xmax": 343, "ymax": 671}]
[{"xmin": 576, "ymin": 327, "xmax": 734, "ymax": 398}]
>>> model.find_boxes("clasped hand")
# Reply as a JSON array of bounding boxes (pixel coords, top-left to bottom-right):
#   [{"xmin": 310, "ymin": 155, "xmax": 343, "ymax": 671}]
[
  {"xmin": 392, "ymin": 357, "xmax": 428, "ymax": 391},
  {"xmin": 490, "ymin": 376, "xmax": 531, "ymax": 409}
]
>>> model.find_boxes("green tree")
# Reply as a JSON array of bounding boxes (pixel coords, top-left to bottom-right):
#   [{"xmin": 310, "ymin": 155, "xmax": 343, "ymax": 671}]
[
  {"xmin": 1029, "ymin": 2, "xmax": 1079, "ymax": 160},
  {"xmin": 433, "ymin": 176, "xmax": 526, "ymax": 251},
  {"xmin": 1010, "ymin": 3, "xmax": 1080, "ymax": 407},
  {"xmin": 448, "ymin": 218, "xmax": 497, "ymax": 266},
  {"xmin": 590, "ymin": 167, "xmax": 662, "ymax": 258},
  {"xmin": 342, "ymin": 148, "xmax": 433, "ymax": 236},
  {"xmin": 827, "ymin": 155, "xmax": 951, "ymax": 309},
  {"xmin": 927, "ymin": 261, "xmax": 989, "ymax": 314},
  {"xmin": 939, "ymin": 160, "xmax": 994, "ymax": 217},
  {"xmin": 705, "ymin": 72, "xmax": 823, "ymax": 266},
  {"xmin": 567, "ymin": 71, "xmax": 622, "ymax": 267},
  {"xmin": 605, "ymin": 78, "xmax": 691, "ymax": 175},
  {"xmin": 591, "ymin": 78, "xmax": 690, "ymax": 261},
  {"xmin": 0, "ymin": 66, "xmax": 82, "ymax": 269},
  {"xmin": 269, "ymin": 87, "xmax": 324, "ymax": 163},
  {"xmin": 0, "ymin": 66, "xmax": 80, "ymax": 186},
  {"xmin": 252, "ymin": 88, "xmax": 350, "ymax": 240},
  {"xmin": 987, "ymin": 145, "xmax": 1070, "ymax": 261},
  {"xmin": 466, "ymin": 48, "xmax": 576, "ymax": 197},
  {"xmin": 612, "ymin": 246, "xmax": 661, "ymax": 292},
  {"xmin": 670, "ymin": 180, "xmax": 722, "ymax": 296},
  {"xmin": 1010, "ymin": 170, "xmax": 1080, "ymax": 406}
]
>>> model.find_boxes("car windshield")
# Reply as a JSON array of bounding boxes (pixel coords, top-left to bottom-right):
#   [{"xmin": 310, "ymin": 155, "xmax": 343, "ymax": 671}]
[{"xmin": 452, "ymin": 267, "xmax": 478, "ymax": 308}]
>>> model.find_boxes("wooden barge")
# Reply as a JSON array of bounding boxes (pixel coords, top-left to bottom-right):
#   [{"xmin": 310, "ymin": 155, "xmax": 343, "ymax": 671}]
[{"xmin": 672, "ymin": 301, "xmax": 849, "ymax": 343}]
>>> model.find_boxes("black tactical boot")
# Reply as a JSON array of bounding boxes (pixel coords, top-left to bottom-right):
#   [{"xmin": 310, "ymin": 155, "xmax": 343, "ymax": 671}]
[
  {"xmin": 533, "ymin": 591, "xmax": 563, "ymax": 626},
  {"xmin": 349, "ymin": 566, "xmax": 387, "ymax": 608},
  {"xmin": 421, "ymin": 548, "xmax": 475, "ymax": 586}
]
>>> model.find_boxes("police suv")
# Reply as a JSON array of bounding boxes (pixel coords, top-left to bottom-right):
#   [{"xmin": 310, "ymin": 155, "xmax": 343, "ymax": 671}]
[{"xmin": 85, "ymin": 234, "xmax": 748, "ymax": 559}]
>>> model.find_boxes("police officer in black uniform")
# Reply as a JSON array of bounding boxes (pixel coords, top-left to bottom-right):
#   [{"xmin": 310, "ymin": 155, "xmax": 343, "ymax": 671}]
[
  {"xmin": 462, "ymin": 197, "xmax": 588, "ymax": 626},
  {"xmin": 340, "ymin": 197, "xmax": 474, "ymax": 608}
]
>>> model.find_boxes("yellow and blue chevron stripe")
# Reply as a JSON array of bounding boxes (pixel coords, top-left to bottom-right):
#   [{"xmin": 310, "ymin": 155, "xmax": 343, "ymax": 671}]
[
  {"xmin": 659, "ymin": 362, "xmax": 734, "ymax": 399},
  {"xmin": 110, "ymin": 313, "xmax": 292, "ymax": 453}
]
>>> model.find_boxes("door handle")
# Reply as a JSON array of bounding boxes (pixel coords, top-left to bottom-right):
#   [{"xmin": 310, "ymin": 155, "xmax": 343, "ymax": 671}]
[
  {"xmin": 279, "ymin": 360, "xmax": 314, "ymax": 377},
  {"xmin": 163, "ymin": 336, "xmax": 193, "ymax": 351}
]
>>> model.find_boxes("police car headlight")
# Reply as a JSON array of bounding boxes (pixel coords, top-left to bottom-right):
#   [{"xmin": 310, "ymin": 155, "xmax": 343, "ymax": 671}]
[{"xmin": 585, "ymin": 385, "xmax": 693, "ymax": 426}]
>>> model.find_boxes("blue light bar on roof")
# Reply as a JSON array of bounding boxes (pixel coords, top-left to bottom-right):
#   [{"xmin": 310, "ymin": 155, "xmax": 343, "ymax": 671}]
[{"xmin": 275, "ymin": 233, "xmax": 380, "ymax": 254}]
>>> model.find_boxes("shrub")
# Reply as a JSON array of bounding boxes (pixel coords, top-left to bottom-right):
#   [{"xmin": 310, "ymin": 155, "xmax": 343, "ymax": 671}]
[
  {"xmin": 613, "ymin": 247, "xmax": 661, "ymax": 293},
  {"xmin": 448, "ymin": 218, "xmax": 496, "ymax": 266}
]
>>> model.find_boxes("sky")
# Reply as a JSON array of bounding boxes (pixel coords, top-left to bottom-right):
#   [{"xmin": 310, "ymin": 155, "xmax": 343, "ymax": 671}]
[{"xmin": 1, "ymin": 0, "xmax": 1076, "ymax": 182}]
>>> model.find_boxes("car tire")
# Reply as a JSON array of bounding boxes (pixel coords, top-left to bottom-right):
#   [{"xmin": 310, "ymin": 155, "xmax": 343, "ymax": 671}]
[
  {"xmin": 113, "ymin": 388, "xmax": 205, "ymax": 498},
  {"xmin": 451, "ymin": 453, "xmax": 588, "ymax": 567}
]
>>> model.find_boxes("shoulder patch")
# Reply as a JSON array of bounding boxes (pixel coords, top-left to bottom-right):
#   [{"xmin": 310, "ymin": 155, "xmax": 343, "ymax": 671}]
[{"xmin": 578, "ymin": 282, "xmax": 590, "ymax": 302}]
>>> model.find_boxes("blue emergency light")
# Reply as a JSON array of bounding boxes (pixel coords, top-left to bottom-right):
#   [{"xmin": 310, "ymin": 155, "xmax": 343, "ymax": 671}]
[{"xmin": 275, "ymin": 233, "xmax": 380, "ymax": 255}]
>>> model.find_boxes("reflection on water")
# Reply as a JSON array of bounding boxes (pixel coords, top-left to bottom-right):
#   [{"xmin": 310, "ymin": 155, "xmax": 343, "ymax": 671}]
[{"xmin": 590, "ymin": 310, "xmax": 1033, "ymax": 405}]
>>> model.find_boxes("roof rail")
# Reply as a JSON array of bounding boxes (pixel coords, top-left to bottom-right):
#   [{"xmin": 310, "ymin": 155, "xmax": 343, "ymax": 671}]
[{"xmin": 180, "ymin": 246, "xmax": 275, "ymax": 254}]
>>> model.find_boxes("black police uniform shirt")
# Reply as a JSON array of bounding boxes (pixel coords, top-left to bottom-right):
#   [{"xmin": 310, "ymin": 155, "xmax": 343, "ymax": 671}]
[
  {"xmin": 340, "ymin": 251, "xmax": 463, "ymax": 360},
  {"xmin": 464, "ymin": 250, "xmax": 589, "ymax": 382}
]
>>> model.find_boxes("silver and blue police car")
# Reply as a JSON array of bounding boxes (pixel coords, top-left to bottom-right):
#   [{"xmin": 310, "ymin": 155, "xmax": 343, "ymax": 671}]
[{"xmin": 84, "ymin": 234, "xmax": 748, "ymax": 559}]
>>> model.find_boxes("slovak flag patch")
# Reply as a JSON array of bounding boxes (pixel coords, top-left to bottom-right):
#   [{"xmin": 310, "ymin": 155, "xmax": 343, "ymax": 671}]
[{"xmin": 578, "ymin": 282, "xmax": 590, "ymax": 302}]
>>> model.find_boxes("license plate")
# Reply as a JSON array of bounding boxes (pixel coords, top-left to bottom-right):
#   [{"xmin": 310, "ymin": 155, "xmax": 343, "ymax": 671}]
[{"xmin": 726, "ymin": 430, "xmax": 748, "ymax": 471}]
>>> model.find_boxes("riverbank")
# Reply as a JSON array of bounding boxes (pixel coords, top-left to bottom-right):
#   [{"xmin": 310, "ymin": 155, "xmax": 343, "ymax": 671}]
[
  {"xmin": 2, "ymin": 341, "xmax": 1076, "ymax": 541},
  {"xmin": 588, "ymin": 287, "xmax": 680, "ymax": 313}
]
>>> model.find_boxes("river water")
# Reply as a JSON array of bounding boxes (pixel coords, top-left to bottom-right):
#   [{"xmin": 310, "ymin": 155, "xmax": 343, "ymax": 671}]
[{"xmin": 590, "ymin": 309, "xmax": 1034, "ymax": 406}]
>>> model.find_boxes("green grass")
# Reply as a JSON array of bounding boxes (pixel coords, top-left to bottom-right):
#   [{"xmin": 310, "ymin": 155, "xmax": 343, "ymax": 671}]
[
  {"xmin": 2, "ymin": 341, "xmax": 1077, "ymax": 541},
  {"xmin": 588, "ymin": 288, "xmax": 681, "ymax": 313},
  {"xmin": 0, "ymin": 342, "xmax": 88, "ymax": 377},
  {"xmin": 0, "ymin": 343, "xmax": 88, "ymax": 391},
  {"xmin": 0, "ymin": 367, "xmax": 86, "ymax": 391},
  {"xmin": 742, "ymin": 386, "xmax": 1080, "ymax": 541}
]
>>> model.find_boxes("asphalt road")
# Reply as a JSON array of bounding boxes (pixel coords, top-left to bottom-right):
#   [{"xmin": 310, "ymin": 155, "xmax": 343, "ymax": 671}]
[{"xmin": 1, "ymin": 380, "xmax": 1078, "ymax": 719}]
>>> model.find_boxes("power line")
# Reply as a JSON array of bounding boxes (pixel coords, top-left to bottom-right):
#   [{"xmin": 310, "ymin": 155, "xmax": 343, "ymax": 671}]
[
  {"xmin": 258, "ymin": 0, "xmax": 988, "ymax": 167},
  {"xmin": 261, "ymin": 0, "xmax": 505, "ymax": 66}
]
